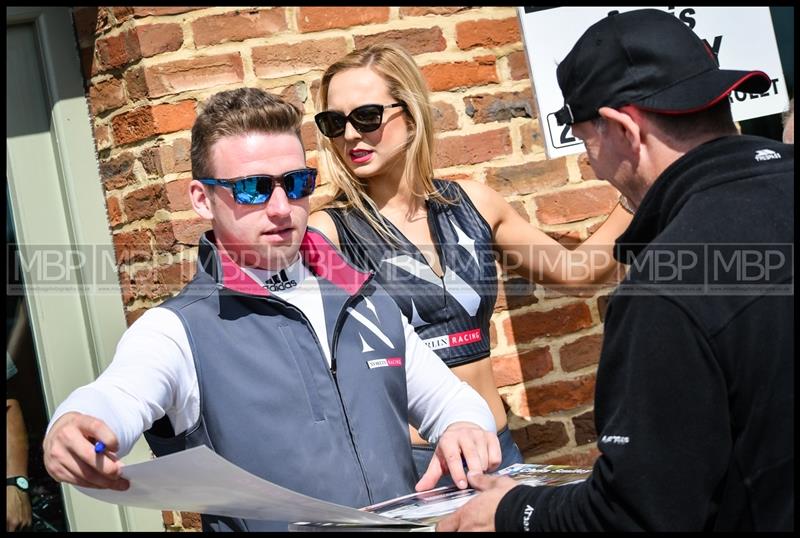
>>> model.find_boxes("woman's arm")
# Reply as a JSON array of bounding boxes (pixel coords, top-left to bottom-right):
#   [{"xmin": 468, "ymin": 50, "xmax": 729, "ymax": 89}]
[{"xmin": 457, "ymin": 180, "xmax": 632, "ymax": 289}]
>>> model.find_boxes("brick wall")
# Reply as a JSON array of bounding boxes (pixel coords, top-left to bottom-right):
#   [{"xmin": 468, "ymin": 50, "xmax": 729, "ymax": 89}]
[{"xmin": 72, "ymin": 6, "xmax": 618, "ymax": 531}]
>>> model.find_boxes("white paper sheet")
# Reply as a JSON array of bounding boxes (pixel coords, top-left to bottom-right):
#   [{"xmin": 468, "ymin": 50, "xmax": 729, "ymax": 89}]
[{"xmin": 75, "ymin": 445, "xmax": 407, "ymax": 526}]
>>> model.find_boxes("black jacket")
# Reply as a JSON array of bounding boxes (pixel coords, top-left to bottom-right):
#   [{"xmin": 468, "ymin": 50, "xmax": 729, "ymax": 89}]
[{"xmin": 497, "ymin": 135, "xmax": 794, "ymax": 531}]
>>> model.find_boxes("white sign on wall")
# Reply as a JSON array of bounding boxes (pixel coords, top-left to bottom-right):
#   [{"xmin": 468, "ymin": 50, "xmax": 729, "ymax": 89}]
[{"xmin": 517, "ymin": 6, "xmax": 790, "ymax": 159}]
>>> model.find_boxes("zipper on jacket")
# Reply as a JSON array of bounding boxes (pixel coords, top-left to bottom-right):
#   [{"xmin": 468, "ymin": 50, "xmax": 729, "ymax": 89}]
[
  {"xmin": 225, "ymin": 283, "xmax": 376, "ymax": 503},
  {"xmin": 329, "ymin": 272, "xmax": 376, "ymax": 503}
]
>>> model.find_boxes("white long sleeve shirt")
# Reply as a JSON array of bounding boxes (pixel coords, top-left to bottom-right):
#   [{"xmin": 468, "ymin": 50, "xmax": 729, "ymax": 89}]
[{"xmin": 49, "ymin": 258, "xmax": 496, "ymax": 457}]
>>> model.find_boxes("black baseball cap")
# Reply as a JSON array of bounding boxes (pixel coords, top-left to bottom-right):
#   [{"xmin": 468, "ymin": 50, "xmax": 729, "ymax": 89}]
[{"xmin": 554, "ymin": 9, "xmax": 772, "ymax": 125}]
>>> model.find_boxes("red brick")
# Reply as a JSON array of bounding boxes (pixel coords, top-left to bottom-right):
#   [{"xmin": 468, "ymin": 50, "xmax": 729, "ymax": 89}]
[
  {"xmin": 94, "ymin": 124, "xmax": 113, "ymax": 152},
  {"xmin": 503, "ymin": 302, "xmax": 594, "ymax": 345},
  {"xmin": 507, "ymin": 50, "xmax": 530, "ymax": 81},
  {"xmin": 578, "ymin": 153, "xmax": 597, "ymax": 180},
  {"xmin": 99, "ymin": 152, "xmax": 137, "ymax": 190},
  {"xmin": 180, "ymin": 512, "xmax": 202, "ymax": 530},
  {"xmin": 434, "ymin": 128, "xmax": 511, "ymax": 169},
  {"xmin": 421, "ymin": 56, "xmax": 498, "ymax": 91},
  {"xmin": 96, "ymin": 29, "xmax": 141, "ymax": 71},
  {"xmin": 170, "ymin": 139, "xmax": 192, "ymax": 173},
  {"xmin": 253, "ymin": 38, "xmax": 348, "ymax": 79},
  {"xmin": 142, "ymin": 139, "xmax": 192, "ymax": 176},
  {"xmin": 118, "ymin": 270, "xmax": 134, "ymax": 305},
  {"xmin": 464, "ymin": 88, "xmax": 535, "ymax": 124},
  {"xmin": 440, "ymin": 172, "xmax": 473, "ymax": 182},
  {"xmin": 489, "ymin": 319, "xmax": 498, "ymax": 348},
  {"xmin": 431, "ymin": 101, "xmax": 459, "ymax": 132},
  {"xmin": 131, "ymin": 260, "xmax": 193, "ymax": 301},
  {"xmin": 518, "ymin": 375, "xmax": 596, "ymax": 416},
  {"xmin": 485, "ymin": 157, "xmax": 568, "ymax": 196},
  {"xmin": 153, "ymin": 222, "xmax": 177, "ymax": 253},
  {"xmin": 535, "ymin": 184, "xmax": 620, "ymax": 225},
  {"xmin": 491, "ymin": 346, "xmax": 552, "ymax": 387},
  {"xmin": 297, "ymin": 7, "xmax": 389, "ymax": 33},
  {"xmin": 132, "ymin": 265, "xmax": 166, "ymax": 301},
  {"xmin": 309, "ymin": 78, "xmax": 321, "ymax": 106},
  {"xmin": 133, "ymin": 7, "xmax": 198, "ymax": 17},
  {"xmin": 508, "ymin": 200, "xmax": 531, "ymax": 223},
  {"xmin": 544, "ymin": 446, "xmax": 600, "ymax": 467},
  {"xmin": 494, "ymin": 276, "xmax": 538, "ymax": 312},
  {"xmin": 124, "ymin": 66, "xmax": 148, "ymax": 102},
  {"xmin": 96, "ymin": 8, "xmax": 113, "ymax": 34},
  {"xmin": 354, "ymin": 27, "xmax": 446, "ymax": 56},
  {"xmin": 560, "ymin": 334, "xmax": 603, "ymax": 372},
  {"xmin": 143, "ymin": 54, "xmax": 244, "ymax": 98},
  {"xmin": 173, "ymin": 218, "xmax": 212, "ymax": 245},
  {"xmin": 138, "ymin": 146, "xmax": 165, "ymax": 176},
  {"xmin": 165, "ymin": 177, "xmax": 193, "ymax": 211},
  {"xmin": 106, "ymin": 195, "xmax": 123, "ymax": 227},
  {"xmin": 400, "ymin": 7, "xmax": 469, "ymax": 17},
  {"xmin": 72, "ymin": 7, "xmax": 100, "ymax": 48},
  {"xmin": 162, "ymin": 511, "xmax": 174, "ymax": 527},
  {"xmin": 519, "ymin": 121, "xmax": 543, "ymax": 154},
  {"xmin": 111, "ymin": 7, "xmax": 134, "ymax": 24},
  {"xmin": 456, "ymin": 18, "xmax": 521, "ymax": 50},
  {"xmin": 152, "ymin": 101, "xmax": 196, "ymax": 135},
  {"xmin": 192, "ymin": 9, "xmax": 287, "ymax": 47},
  {"xmin": 123, "ymin": 183, "xmax": 169, "ymax": 221},
  {"xmin": 300, "ymin": 121, "xmax": 318, "ymax": 152},
  {"xmin": 111, "ymin": 107, "xmax": 156, "ymax": 145},
  {"xmin": 511, "ymin": 421, "xmax": 569, "ymax": 456},
  {"xmin": 572, "ymin": 410, "xmax": 597, "ymax": 446},
  {"xmin": 125, "ymin": 308, "xmax": 148, "ymax": 327},
  {"xmin": 89, "ymin": 78, "xmax": 126, "ymax": 115},
  {"xmin": 112, "ymin": 229, "xmax": 152, "ymax": 264},
  {"xmin": 280, "ymin": 81, "xmax": 306, "ymax": 115},
  {"xmin": 597, "ymin": 293, "xmax": 611, "ymax": 321},
  {"xmin": 135, "ymin": 23, "xmax": 183, "ymax": 58},
  {"xmin": 160, "ymin": 259, "xmax": 195, "ymax": 290}
]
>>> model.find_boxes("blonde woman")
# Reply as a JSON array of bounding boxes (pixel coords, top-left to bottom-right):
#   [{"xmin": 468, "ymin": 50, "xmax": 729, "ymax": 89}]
[{"xmin": 308, "ymin": 44, "xmax": 633, "ymax": 487}]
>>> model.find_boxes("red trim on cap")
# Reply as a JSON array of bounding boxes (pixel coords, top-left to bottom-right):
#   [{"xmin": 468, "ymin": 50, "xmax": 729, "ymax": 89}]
[{"xmin": 637, "ymin": 71, "xmax": 771, "ymax": 116}]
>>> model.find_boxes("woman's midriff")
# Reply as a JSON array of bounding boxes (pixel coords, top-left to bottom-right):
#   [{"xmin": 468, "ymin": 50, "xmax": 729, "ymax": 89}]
[{"xmin": 409, "ymin": 356, "xmax": 507, "ymax": 445}]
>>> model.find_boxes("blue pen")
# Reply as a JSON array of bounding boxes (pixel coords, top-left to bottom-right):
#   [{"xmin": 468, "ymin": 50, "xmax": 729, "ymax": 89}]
[{"xmin": 94, "ymin": 441, "xmax": 106, "ymax": 454}]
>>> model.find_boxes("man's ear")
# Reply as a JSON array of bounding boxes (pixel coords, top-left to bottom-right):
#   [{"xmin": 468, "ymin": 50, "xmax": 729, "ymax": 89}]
[
  {"xmin": 189, "ymin": 180, "xmax": 215, "ymax": 220},
  {"xmin": 598, "ymin": 106, "xmax": 642, "ymax": 156}
]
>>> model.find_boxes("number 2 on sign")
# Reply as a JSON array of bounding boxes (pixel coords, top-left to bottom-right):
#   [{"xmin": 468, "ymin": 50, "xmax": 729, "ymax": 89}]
[{"xmin": 560, "ymin": 124, "xmax": 576, "ymax": 144}]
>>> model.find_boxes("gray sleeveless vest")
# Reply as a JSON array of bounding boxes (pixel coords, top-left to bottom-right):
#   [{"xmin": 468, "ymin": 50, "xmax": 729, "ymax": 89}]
[{"xmin": 144, "ymin": 231, "xmax": 416, "ymax": 531}]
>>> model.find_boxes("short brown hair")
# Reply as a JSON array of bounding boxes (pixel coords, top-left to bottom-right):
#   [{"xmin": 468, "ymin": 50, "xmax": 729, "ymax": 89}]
[{"xmin": 191, "ymin": 88, "xmax": 302, "ymax": 179}]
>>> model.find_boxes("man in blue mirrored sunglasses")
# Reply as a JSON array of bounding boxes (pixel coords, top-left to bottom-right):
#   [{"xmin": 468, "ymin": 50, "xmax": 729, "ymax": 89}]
[
  {"xmin": 197, "ymin": 168, "xmax": 317, "ymax": 205},
  {"xmin": 44, "ymin": 87, "xmax": 500, "ymax": 532}
]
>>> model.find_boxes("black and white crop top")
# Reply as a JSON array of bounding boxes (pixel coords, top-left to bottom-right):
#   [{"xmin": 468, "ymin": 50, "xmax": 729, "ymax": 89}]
[{"xmin": 323, "ymin": 180, "xmax": 498, "ymax": 367}]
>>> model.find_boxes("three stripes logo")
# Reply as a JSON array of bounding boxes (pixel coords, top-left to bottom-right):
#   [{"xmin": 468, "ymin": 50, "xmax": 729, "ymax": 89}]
[{"xmin": 265, "ymin": 269, "xmax": 298, "ymax": 292}]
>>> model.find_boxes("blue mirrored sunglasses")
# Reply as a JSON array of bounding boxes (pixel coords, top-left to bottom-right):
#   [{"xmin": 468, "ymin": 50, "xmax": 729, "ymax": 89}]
[{"xmin": 197, "ymin": 168, "xmax": 317, "ymax": 204}]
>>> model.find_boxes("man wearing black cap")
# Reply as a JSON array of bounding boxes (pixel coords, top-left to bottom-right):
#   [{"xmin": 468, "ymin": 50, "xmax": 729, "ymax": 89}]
[{"xmin": 438, "ymin": 8, "xmax": 793, "ymax": 532}]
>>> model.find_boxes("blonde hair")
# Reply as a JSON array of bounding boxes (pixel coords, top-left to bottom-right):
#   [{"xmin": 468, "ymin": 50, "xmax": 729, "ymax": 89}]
[{"xmin": 316, "ymin": 44, "xmax": 451, "ymax": 243}]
